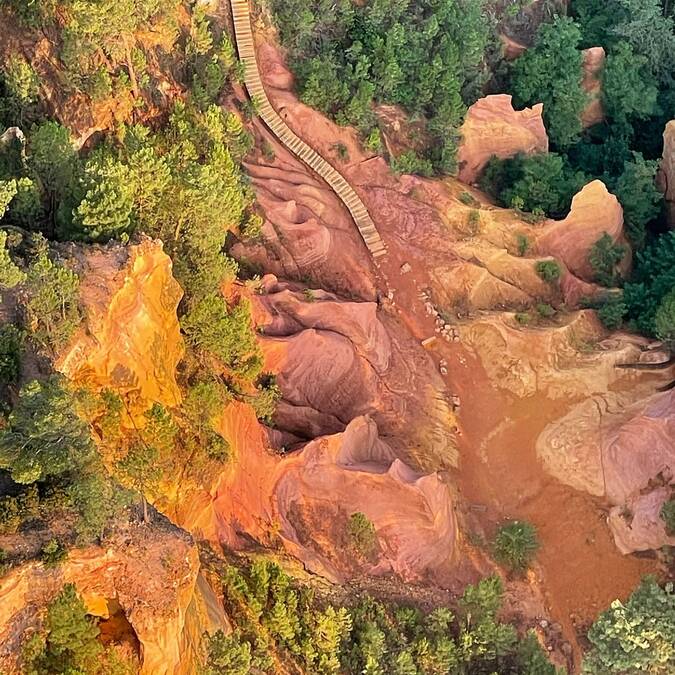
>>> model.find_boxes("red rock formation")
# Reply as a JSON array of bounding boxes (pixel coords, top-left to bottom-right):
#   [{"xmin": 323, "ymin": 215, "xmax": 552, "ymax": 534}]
[
  {"xmin": 179, "ymin": 404, "xmax": 459, "ymax": 584},
  {"xmin": 0, "ymin": 523, "xmax": 222, "ymax": 675},
  {"xmin": 580, "ymin": 47, "xmax": 605, "ymax": 128},
  {"xmin": 537, "ymin": 368, "xmax": 675, "ymax": 553},
  {"xmin": 536, "ymin": 180, "xmax": 628, "ymax": 282},
  {"xmin": 252, "ymin": 277, "xmax": 456, "ymax": 466},
  {"xmin": 57, "ymin": 239, "xmax": 184, "ymax": 415},
  {"xmin": 457, "ymin": 94, "xmax": 548, "ymax": 184},
  {"xmin": 662, "ymin": 120, "xmax": 675, "ymax": 227}
]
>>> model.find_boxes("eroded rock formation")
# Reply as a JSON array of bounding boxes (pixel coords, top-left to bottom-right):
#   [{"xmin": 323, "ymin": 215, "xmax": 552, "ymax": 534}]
[
  {"xmin": 57, "ymin": 239, "xmax": 184, "ymax": 415},
  {"xmin": 253, "ymin": 276, "xmax": 456, "ymax": 467},
  {"xmin": 536, "ymin": 180, "xmax": 628, "ymax": 282},
  {"xmin": 457, "ymin": 94, "xmax": 548, "ymax": 184},
  {"xmin": 178, "ymin": 404, "xmax": 459, "ymax": 584},
  {"xmin": 581, "ymin": 47, "xmax": 605, "ymax": 128},
  {"xmin": 0, "ymin": 522, "xmax": 222, "ymax": 675}
]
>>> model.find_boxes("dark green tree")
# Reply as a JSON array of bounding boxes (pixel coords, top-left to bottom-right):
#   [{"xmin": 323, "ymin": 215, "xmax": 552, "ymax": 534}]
[
  {"xmin": 510, "ymin": 17, "xmax": 587, "ymax": 148},
  {"xmin": 0, "ymin": 376, "xmax": 95, "ymax": 484},
  {"xmin": 585, "ymin": 578, "xmax": 675, "ymax": 673}
]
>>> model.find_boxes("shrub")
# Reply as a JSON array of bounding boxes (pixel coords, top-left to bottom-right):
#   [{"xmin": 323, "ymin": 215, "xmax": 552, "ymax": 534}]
[
  {"xmin": 509, "ymin": 17, "xmax": 586, "ymax": 148},
  {"xmin": 598, "ymin": 297, "xmax": 627, "ymax": 330},
  {"xmin": 654, "ymin": 288, "xmax": 675, "ymax": 348},
  {"xmin": 584, "ymin": 578, "xmax": 675, "ymax": 674},
  {"xmin": 40, "ymin": 539, "xmax": 68, "ymax": 567},
  {"xmin": 661, "ymin": 498, "xmax": 675, "ymax": 536},
  {"xmin": 0, "ymin": 485, "xmax": 40, "ymax": 535},
  {"xmin": 23, "ymin": 582, "xmax": 102, "ymax": 673},
  {"xmin": 0, "ymin": 229, "xmax": 26, "ymax": 289},
  {"xmin": 613, "ymin": 154, "xmax": 663, "ymax": 249},
  {"xmin": 21, "ymin": 239, "xmax": 81, "ymax": 352},
  {"xmin": 347, "ymin": 511, "xmax": 378, "ymax": 557},
  {"xmin": 251, "ymin": 373, "xmax": 281, "ymax": 425},
  {"xmin": 205, "ymin": 630, "xmax": 252, "ymax": 675},
  {"xmin": 181, "ymin": 293, "xmax": 262, "ymax": 380},
  {"xmin": 480, "ymin": 153, "xmax": 586, "ymax": 219},
  {"xmin": 515, "ymin": 312, "xmax": 531, "ymax": 326},
  {"xmin": 536, "ymin": 303, "xmax": 556, "ymax": 319},
  {"xmin": 589, "ymin": 233, "xmax": 626, "ymax": 287},
  {"xmin": 390, "ymin": 150, "xmax": 434, "ymax": 177},
  {"xmin": 535, "ymin": 260, "xmax": 562, "ymax": 283},
  {"xmin": 493, "ymin": 520, "xmax": 540, "ymax": 573},
  {"xmin": 0, "ymin": 376, "xmax": 95, "ymax": 485},
  {"xmin": 623, "ymin": 232, "xmax": 675, "ymax": 336},
  {"xmin": 459, "ymin": 191, "xmax": 478, "ymax": 206},
  {"xmin": 516, "ymin": 233, "xmax": 531, "ymax": 257}
]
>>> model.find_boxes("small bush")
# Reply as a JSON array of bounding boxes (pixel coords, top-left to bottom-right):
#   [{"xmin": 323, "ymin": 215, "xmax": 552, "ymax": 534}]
[
  {"xmin": 459, "ymin": 191, "xmax": 479, "ymax": 207},
  {"xmin": 536, "ymin": 303, "xmax": 556, "ymax": 319},
  {"xmin": 251, "ymin": 373, "xmax": 281, "ymax": 425},
  {"xmin": 661, "ymin": 499, "xmax": 675, "ymax": 536},
  {"xmin": 598, "ymin": 297, "xmax": 627, "ymax": 330},
  {"xmin": 516, "ymin": 233, "xmax": 531, "ymax": 257},
  {"xmin": 589, "ymin": 233, "xmax": 626, "ymax": 287},
  {"xmin": 493, "ymin": 520, "xmax": 539, "ymax": 573},
  {"xmin": 0, "ymin": 324, "xmax": 23, "ymax": 387},
  {"xmin": 332, "ymin": 142, "xmax": 349, "ymax": 162},
  {"xmin": 535, "ymin": 260, "xmax": 562, "ymax": 283},
  {"xmin": 347, "ymin": 512, "xmax": 378, "ymax": 557},
  {"xmin": 390, "ymin": 150, "xmax": 434, "ymax": 177},
  {"xmin": 40, "ymin": 539, "xmax": 68, "ymax": 567},
  {"xmin": 515, "ymin": 312, "xmax": 531, "ymax": 326}
]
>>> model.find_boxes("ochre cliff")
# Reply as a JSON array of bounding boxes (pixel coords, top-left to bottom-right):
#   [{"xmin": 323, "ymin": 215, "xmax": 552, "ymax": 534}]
[
  {"xmin": 0, "ymin": 521, "xmax": 224, "ymax": 675},
  {"xmin": 457, "ymin": 94, "xmax": 548, "ymax": 184},
  {"xmin": 57, "ymin": 239, "xmax": 185, "ymax": 415},
  {"xmin": 536, "ymin": 180, "xmax": 628, "ymax": 282}
]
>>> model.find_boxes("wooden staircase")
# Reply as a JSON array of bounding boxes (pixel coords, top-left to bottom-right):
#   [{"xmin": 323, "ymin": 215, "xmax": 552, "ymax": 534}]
[{"xmin": 229, "ymin": 0, "xmax": 387, "ymax": 258}]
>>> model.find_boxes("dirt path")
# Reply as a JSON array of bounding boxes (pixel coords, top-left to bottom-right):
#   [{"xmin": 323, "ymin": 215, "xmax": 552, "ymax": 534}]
[{"xmin": 379, "ymin": 238, "xmax": 660, "ymax": 668}]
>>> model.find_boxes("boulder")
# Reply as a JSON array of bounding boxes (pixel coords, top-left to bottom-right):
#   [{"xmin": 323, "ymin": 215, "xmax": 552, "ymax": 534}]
[
  {"xmin": 457, "ymin": 94, "xmax": 548, "ymax": 184},
  {"xmin": 536, "ymin": 180, "xmax": 627, "ymax": 282}
]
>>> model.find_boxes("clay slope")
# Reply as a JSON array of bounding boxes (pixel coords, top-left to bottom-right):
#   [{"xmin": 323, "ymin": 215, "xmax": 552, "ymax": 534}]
[
  {"xmin": 253, "ymin": 276, "xmax": 456, "ymax": 467},
  {"xmin": 178, "ymin": 403, "xmax": 459, "ymax": 584}
]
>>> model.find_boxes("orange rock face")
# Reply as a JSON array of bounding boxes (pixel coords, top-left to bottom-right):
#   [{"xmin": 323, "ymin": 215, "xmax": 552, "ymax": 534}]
[
  {"xmin": 179, "ymin": 403, "xmax": 459, "ymax": 584},
  {"xmin": 580, "ymin": 47, "xmax": 605, "ymax": 128},
  {"xmin": 536, "ymin": 180, "xmax": 628, "ymax": 282},
  {"xmin": 57, "ymin": 239, "xmax": 184, "ymax": 414},
  {"xmin": 663, "ymin": 120, "xmax": 675, "ymax": 227},
  {"xmin": 0, "ymin": 523, "xmax": 222, "ymax": 675},
  {"xmin": 457, "ymin": 94, "xmax": 548, "ymax": 184}
]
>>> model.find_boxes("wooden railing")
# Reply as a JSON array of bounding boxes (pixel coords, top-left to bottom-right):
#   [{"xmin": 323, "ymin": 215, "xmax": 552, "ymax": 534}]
[{"xmin": 229, "ymin": 0, "xmax": 387, "ymax": 258}]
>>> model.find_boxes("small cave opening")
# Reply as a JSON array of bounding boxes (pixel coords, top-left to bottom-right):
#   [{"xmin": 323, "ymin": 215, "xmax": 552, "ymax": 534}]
[{"xmin": 97, "ymin": 598, "xmax": 141, "ymax": 657}]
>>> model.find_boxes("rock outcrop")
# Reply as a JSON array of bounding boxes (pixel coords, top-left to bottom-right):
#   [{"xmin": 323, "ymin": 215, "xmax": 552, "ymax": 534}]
[
  {"xmin": 536, "ymin": 180, "xmax": 627, "ymax": 282},
  {"xmin": 662, "ymin": 120, "xmax": 675, "ymax": 227},
  {"xmin": 538, "ymin": 386, "xmax": 675, "ymax": 553},
  {"xmin": 0, "ymin": 522, "xmax": 221, "ymax": 675},
  {"xmin": 457, "ymin": 94, "xmax": 548, "ymax": 184},
  {"xmin": 176, "ymin": 404, "xmax": 459, "ymax": 584},
  {"xmin": 253, "ymin": 277, "xmax": 456, "ymax": 467},
  {"xmin": 580, "ymin": 47, "xmax": 605, "ymax": 128},
  {"xmin": 57, "ymin": 239, "xmax": 184, "ymax": 415}
]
